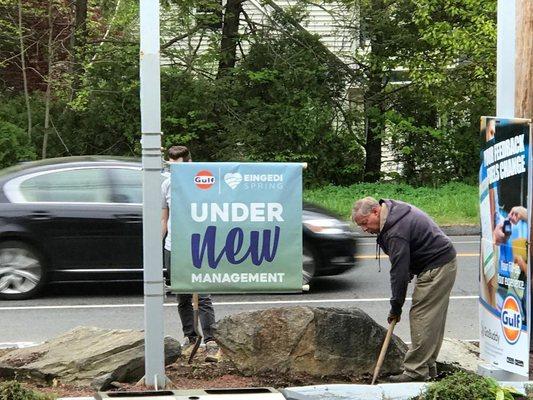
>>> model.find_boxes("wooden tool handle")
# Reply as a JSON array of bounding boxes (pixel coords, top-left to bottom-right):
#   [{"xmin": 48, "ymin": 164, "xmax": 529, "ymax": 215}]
[{"xmin": 371, "ymin": 320, "xmax": 397, "ymax": 385}]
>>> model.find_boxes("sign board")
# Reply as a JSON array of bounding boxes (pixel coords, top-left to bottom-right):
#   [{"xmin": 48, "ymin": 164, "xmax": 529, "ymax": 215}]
[
  {"xmin": 479, "ymin": 116, "xmax": 531, "ymax": 376},
  {"xmin": 169, "ymin": 162, "xmax": 303, "ymax": 293}
]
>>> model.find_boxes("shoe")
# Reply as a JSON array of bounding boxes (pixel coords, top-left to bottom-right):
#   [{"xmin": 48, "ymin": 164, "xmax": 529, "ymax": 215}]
[
  {"xmin": 181, "ymin": 336, "xmax": 198, "ymax": 358},
  {"xmin": 204, "ymin": 341, "xmax": 220, "ymax": 363},
  {"xmin": 388, "ymin": 373, "xmax": 424, "ymax": 383},
  {"xmin": 428, "ymin": 365, "xmax": 437, "ymax": 379}
]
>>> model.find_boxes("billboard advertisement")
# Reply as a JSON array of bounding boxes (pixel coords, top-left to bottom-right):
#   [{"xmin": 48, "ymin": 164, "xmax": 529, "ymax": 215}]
[
  {"xmin": 169, "ymin": 162, "xmax": 303, "ymax": 293},
  {"xmin": 479, "ymin": 117, "xmax": 531, "ymax": 376}
]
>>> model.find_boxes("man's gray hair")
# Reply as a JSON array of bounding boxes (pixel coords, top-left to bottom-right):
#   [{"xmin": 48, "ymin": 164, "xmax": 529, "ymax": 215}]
[{"xmin": 352, "ymin": 197, "xmax": 379, "ymax": 220}]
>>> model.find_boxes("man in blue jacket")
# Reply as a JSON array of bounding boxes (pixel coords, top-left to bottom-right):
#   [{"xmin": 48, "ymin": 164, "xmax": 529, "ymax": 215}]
[{"xmin": 352, "ymin": 197, "xmax": 457, "ymax": 382}]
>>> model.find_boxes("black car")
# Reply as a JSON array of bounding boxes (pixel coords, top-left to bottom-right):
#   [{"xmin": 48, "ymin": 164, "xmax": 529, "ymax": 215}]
[{"xmin": 0, "ymin": 157, "xmax": 359, "ymax": 300}]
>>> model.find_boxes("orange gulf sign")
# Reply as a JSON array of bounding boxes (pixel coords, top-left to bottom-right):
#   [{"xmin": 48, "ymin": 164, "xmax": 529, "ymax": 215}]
[
  {"xmin": 194, "ymin": 170, "xmax": 215, "ymax": 190},
  {"xmin": 500, "ymin": 296, "xmax": 522, "ymax": 344}
]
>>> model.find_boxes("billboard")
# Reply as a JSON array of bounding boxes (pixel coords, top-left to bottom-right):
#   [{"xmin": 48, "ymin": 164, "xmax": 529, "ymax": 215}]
[
  {"xmin": 479, "ymin": 117, "xmax": 531, "ymax": 376},
  {"xmin": 169, "ymin": 162, "xmax": 303, "ymax": 293}
]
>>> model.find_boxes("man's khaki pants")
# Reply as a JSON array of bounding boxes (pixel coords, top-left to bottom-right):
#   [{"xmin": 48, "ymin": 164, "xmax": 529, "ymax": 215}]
[{"xmin": 404, "ymin": 258, "xmax": 457, "ymax": 379}]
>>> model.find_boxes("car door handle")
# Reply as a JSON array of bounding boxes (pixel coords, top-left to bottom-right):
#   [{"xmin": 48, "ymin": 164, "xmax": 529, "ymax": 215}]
[
  {"xmin": 30, "ymin": 211, "xmax": 52, "ymax": 220},
  {"xmin": 114, "ymin": 214, "xmax": 142, "ymax": 223}
]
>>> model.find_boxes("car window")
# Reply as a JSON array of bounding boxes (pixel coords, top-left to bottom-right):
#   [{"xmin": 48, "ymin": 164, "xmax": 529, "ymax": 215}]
[
  {"xmin": 110, "ymin": 168, "xmax": 142, "ymax": 204},
  {"xmin": 18, "ymin": 168, "xmax": 111, "ymax": 203}
]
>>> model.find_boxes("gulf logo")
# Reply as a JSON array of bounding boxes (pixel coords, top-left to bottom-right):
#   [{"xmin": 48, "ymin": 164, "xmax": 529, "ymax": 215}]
[
  {"xmin": 194, "ymin": 170, "xmax": 215, "ymax": 190},
  {"xmin": 500, "ymin": 295, "xmax": 522, "ymax": 344}
]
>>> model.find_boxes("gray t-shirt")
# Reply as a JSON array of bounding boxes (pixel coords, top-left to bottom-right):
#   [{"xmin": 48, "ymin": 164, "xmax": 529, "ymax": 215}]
[{"xmin": 161, "ymin": 172, "xmax": 172, "ymax": 251}]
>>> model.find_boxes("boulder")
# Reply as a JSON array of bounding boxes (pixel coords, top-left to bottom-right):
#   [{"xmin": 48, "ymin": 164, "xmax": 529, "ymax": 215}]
[
  {"xmin": 0, "ymin": 326, "xmax": 181, "ymax": 390},
  {"xmin": 214, "ymin": 306, "xmax": 407, "ymax": 378}
]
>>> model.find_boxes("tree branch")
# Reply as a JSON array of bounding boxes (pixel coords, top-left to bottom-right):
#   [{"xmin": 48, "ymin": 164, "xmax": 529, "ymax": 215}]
[{"xmin": 161, "ymin": 25, "xmax": 202, "ymax": 50}]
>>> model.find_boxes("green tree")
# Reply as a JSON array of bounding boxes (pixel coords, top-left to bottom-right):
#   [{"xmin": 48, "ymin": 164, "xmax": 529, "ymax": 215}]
[
  {"xmin": 340, "ymin": 0, "xmax": 496, "ymax": 182},
  {"xmin": 0, "ymin": 0, "xmax": 497, "ymax": 188}
]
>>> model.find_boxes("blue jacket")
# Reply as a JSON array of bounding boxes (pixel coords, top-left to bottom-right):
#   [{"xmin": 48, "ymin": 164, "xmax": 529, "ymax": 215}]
[{"xmin": 377, "ymin": 199, "xmax": 457, "ymax": 316}]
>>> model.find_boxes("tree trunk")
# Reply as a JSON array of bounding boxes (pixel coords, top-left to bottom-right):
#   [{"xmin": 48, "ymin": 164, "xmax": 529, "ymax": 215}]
[
  {"xmin": 361, "ymin": 0, "xmax": 389, "ymax": 182},
  {"xmin": 74, "ymin": 0, "xmax": 88, "ymax": 42},
  {"xmin": 70, "ymin": 0, "xmax": 88, "ymax": 96},
  {"xmin": 18, "ymin": 0, "xmax": 32, "ymax": 139},
  {"xmin": 363, "ymin": 93, "xmax": 385, "ymax": 183},
  {"xmin": 515, "ymin": 0, "xmax": 532, "ymax": 119},
  {"xmin": 363, "ymin": 67, "xmax": 385, "ymax": 182},
  {"xmin": 216, "ymin": 0, "xmax": 242, "ymax": 79},
  {"xmin": 42, "ymin": 0, "xmax": 55, "ymax": 159}
]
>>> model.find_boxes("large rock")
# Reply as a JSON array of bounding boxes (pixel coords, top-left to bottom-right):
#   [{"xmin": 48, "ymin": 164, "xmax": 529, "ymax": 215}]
[
  {"xmin": 214, "ymin": 306, "xmax": 407, "ymax": 378},
  {"xmin": 0, "ymin": 326, "xmax": 181, "ymax": 390}
]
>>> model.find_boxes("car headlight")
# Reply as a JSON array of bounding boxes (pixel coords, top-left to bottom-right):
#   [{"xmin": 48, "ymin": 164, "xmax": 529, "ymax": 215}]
[{"xmin": 303, "ymin": 218, "xmax": 352, "ymax": 235}]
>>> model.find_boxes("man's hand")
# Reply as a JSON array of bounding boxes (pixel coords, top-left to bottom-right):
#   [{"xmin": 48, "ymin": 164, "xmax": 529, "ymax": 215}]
[{"xmin": 387, "ymin": 313, "xmax": 400, "ymax": 324}]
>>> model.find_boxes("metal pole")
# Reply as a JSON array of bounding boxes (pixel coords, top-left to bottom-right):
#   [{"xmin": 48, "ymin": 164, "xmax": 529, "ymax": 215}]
[
  {"xmin": 139, "ymin": 0, "xmax": 166, "ymax": 388},
  {"xmin": 496, "ymin": 0, "xmax": 516, "ymax": 117}
]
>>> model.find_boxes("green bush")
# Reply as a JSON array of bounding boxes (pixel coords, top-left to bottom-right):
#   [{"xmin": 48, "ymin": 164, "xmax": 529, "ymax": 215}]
[
  {"xmin": 414, "ymin": 371, "xmax": 525, "ymax": 400},
  {"xmin": 0, "ymin": 381, "xmax": 55, "ymax": 400},
  {"xmin": 0, "ymin": 120, "xmax": 37, "ymax": 169}
]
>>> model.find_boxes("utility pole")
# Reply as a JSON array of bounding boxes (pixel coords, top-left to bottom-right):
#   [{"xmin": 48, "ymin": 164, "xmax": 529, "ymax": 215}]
[{"xmin": 515, "ymin": 0, "xmax": 532, "ymax": 119}]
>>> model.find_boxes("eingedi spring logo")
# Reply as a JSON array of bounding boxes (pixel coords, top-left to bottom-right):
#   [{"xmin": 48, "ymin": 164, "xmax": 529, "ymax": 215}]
[{"xmin": 501, "ymin": 295, "xmax": 522, "ymax": 344}]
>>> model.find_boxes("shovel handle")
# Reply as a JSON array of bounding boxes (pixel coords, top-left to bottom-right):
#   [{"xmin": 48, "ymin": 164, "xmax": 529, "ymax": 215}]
[
  {"xmin": 371, "ymin": 320, "xmax": 397, "ymax": 385},
  {"xmin": 187, "ymin": 293, "xmax": 203, "ymax": 364}
]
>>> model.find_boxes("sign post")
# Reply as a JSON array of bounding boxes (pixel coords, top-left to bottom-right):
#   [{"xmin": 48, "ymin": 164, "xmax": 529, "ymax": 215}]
[{"xmin": 139, "ymin": 0, "xmax": 166, "ymax": 388}]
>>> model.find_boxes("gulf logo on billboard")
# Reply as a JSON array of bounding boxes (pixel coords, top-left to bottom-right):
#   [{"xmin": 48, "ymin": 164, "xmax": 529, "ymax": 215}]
[
  {"xmin": 194, "ymin": 170, "xmax": 215, "ymax": 190},
  {"xmin": 500, "ymin": 295, "xmax": 522, "ymax": 344}
]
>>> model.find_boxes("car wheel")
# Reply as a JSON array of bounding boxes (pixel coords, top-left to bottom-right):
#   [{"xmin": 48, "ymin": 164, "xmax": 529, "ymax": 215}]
[
  {"xmin": 0, "ymin": 241, "xmax": 45, "ymax": 300},
  {"xmin": 303, "ymin": 244, "xmax": 317, "ymax": 286}
]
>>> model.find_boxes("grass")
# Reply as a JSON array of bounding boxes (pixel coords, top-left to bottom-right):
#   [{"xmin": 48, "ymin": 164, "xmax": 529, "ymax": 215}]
[{"xmin": 303, "ymin": 182, "xmax": 479, "ymax": 226}]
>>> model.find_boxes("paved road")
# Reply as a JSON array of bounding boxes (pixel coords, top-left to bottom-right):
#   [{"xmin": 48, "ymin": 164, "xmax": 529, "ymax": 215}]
[{"xmin": 0, "ymin": 235, "xmax": 481, "ymax": 347}]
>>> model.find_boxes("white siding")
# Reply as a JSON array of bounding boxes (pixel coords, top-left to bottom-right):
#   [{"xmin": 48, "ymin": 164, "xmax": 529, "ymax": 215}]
[{"xmin": 162, "ymin": 0, "xmax": 357, "ymax": 66}]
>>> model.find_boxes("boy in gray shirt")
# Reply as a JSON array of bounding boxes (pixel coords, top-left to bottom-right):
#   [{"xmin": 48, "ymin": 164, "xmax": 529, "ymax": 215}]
[{"xmin": 162, "ymin": 145, "xmax": 219, "ymax": 362}]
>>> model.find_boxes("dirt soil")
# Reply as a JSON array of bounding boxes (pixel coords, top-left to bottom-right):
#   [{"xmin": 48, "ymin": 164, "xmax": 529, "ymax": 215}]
[
  {"xmin": 0, "ymin": 349, "xmax": 368, "ymax": 398},
  {"xmin": 2, "ymin": 349, "xmax": 531, "ymax": 397}
]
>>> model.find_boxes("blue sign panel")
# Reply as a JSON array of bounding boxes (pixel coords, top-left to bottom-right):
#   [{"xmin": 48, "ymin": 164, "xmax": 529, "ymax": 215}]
[{"xmin": 170, "ymin": 162, "xmax": 303, "ymax": 293}]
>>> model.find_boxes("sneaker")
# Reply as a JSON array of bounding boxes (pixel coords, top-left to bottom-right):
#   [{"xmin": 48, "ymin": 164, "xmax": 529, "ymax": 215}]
[
  {"xmin": 181, "ymin": 336, "xmax": 198, "ymax": 358},
  {"xmin": 204, "ymin": 341, "xmax": 220, "ymax": 363}
]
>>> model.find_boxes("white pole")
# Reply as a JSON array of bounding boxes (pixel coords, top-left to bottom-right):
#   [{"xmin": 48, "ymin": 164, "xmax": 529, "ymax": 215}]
[
  {"xmin": 496, "ymin": 0, "xmax": 516, "ymax": 117},
  {"xmin": 139, "ymin": 0, "xmax": 166, "ymax": 388}
]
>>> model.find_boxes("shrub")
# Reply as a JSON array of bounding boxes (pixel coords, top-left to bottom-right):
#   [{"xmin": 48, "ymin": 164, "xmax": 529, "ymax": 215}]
[
  {"xmin": 0, "ymin": 120, "xmax": 37, "ymax": 169},
  {"xmin": 415, "ymin": 371, "xmax": 525, "ymax": 400},
  {"xmin": 0, "ymin": 381, "xmax": 55, "ymax": 400}
]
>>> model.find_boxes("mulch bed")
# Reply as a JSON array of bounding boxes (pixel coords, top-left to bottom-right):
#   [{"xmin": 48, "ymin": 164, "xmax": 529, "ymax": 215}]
[
  {"xmin": 0, "ymin": 353, "xmax": 367, "ymax": 398},
  {"xmin": 2, "ymin": 350, "xmax": 532, "ymax": 397}
]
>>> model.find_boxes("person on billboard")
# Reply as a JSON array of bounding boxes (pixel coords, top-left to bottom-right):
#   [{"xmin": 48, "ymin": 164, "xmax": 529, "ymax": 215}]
[
  {"xmin": 161, "ymin": 145, "xmax": 220, "ymax": 363},
  {"xmin": 493, "ymin": 206, "xmax": 528, "ymax": 323},
  {"xmin": 352, "ymin": 197, "xmax": 457, "ymax": 382},
  {"xmin": 479, "ymin": 118, "xmax": 499, "ymax": 308}
]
